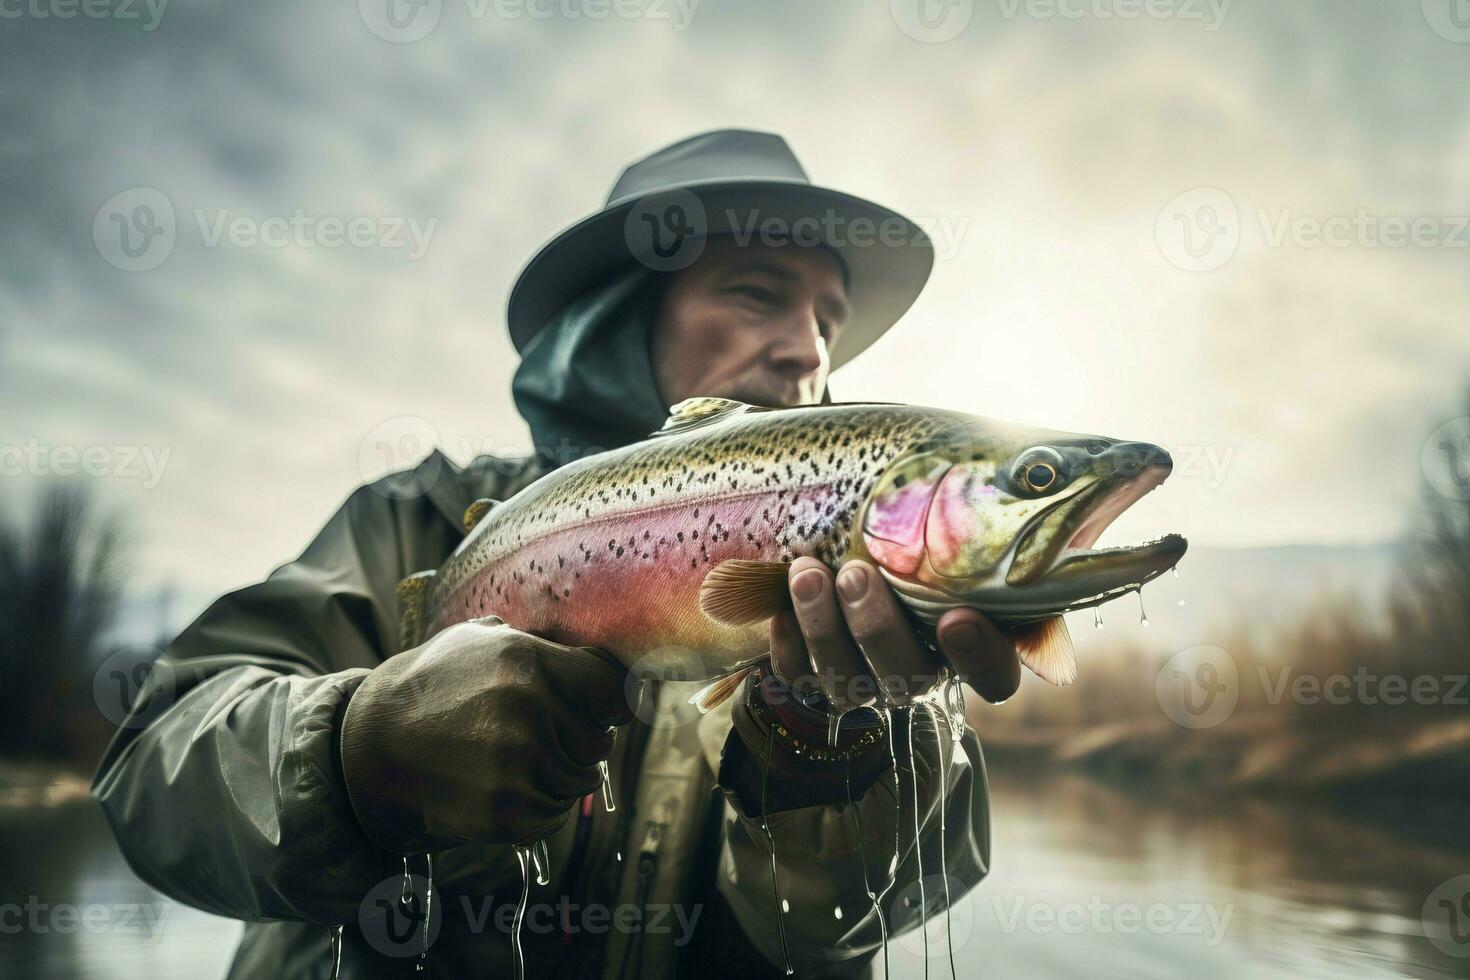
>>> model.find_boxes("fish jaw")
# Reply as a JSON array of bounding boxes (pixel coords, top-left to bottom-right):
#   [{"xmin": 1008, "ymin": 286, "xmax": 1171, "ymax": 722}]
[{"xmin": 868, "ymin": 439, "xmax": 1187, "ymax": 624}]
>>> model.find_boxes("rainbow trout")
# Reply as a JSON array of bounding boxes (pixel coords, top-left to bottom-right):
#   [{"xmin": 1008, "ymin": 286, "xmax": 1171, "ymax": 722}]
[{"xmin": 398, "ymin": 398, "xmax": 1186, "ymax": 706}]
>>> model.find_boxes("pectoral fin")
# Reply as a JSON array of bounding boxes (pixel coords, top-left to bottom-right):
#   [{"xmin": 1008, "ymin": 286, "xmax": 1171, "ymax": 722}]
[
  {"xmin": 1013, "ymin": 616, "xmax": 1077, "ymax": 686},
  {"xmin": 689, "ymin": 663, "xmax": 761, "ymax": 713},
  {"xmin": 699, "ymin": 560, "xmax": 793, "ymax": 626}
]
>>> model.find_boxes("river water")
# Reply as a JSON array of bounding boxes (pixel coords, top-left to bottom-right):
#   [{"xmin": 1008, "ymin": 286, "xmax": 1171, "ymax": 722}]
[{"xmin": 3, "ymin": 764, "xmax": 1466, "ymax": 978}]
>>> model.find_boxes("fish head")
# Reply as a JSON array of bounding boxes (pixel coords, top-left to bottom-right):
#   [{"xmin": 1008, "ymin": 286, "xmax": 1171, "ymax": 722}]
[{"xmin": 859, "ymin": 418, "xmax": 1187, "ymax": 625}]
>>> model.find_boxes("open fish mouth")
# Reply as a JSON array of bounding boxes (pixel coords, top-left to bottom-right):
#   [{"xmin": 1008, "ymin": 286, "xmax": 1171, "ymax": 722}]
[{"xmin": 999, "ymin": 460, "xmax": 1187, "ymax": 615}]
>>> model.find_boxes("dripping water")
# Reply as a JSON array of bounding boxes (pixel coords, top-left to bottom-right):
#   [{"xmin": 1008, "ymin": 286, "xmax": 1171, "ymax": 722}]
[
  {"xmin": 1093, "ymin": 606, "xmax": 1104, "ymax": 630},
  {"xmin": 597, "ymin": 759, "xmax": 616, "ymax": 812},
  {"xmin": 417, "ymin": 854, "xmax": 433, "ymax": 974},
  {"xmin": 845, "ymin": 751, "xmax": 887, "ymax": 974},
  {"xmin": 925, "ymin": 697, "xmax": 958, "ymax": 980},
  {"xmin": 1137, "ymin": 590, "xmax": 1150, "ymax": 628},
  {"xmin": 329, "ymin": 924, "xmax": 343, "ymax": 980},
  {"xmin": 906, "ymin": 708, "xmax": 928, "ymax": 980},
  {"xmin": 531, "ymin": 839, "xmax": 551, "ymax": 886},
  {"xmin": 511, "ymin": 845, "xmax": 533, "ymax": 980},
  {"xmin": 869, "ymin": 706, "xmax": 905, "ymax": 978},
  {"xmin": 760, "ymin": 725, "xmax": 795, "ymax": 976}
]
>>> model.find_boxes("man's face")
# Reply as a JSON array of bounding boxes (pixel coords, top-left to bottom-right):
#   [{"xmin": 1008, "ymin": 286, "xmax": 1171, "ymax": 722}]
[{"xmin": 651, "ymin": 239, "xmax": 850, "ymax": 409}]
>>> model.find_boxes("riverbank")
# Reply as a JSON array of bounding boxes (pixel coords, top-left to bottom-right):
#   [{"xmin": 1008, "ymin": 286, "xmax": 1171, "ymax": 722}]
[{"xmin": 975, "ymin": 712, "xmax": 1470, "ymax": 797}]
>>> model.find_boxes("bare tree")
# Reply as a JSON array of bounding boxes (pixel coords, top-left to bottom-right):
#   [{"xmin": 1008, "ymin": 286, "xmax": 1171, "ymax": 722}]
[{"xmin": 0, "ymin": 486, "xmax": 124, "ymax": 760}]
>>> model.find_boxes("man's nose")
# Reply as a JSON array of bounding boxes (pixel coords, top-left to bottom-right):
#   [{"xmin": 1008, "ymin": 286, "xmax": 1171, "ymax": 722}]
[{"xmin": 767, "ymin": 310, "xmax": 827, "ymax": 375}]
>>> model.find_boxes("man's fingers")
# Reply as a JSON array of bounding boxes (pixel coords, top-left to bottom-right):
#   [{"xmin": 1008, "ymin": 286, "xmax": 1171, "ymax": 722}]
[
  {"xmin": 834, "ymin": 559, "xmax": 942, "ymax": 702},
  {"xmin": 769, "ymin": 609, "xmax": 816, "ymax": 694},
  {"xmin": 936, "ymin": 607, "xmax": 1021, "ymax": 704},
  {"xmin": 787, "ymin": 557, "xmax": 868, "ymax": 705}
]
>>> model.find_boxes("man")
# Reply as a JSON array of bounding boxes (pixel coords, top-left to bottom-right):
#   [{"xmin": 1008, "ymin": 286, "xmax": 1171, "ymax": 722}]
[{"xmin": 93, "ymin": 130, "xmax": 1021, "ymax": 978}]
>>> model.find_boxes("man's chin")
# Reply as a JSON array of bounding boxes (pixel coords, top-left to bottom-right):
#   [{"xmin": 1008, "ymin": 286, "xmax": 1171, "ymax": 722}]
[{"xmin": 719, "ymin": 381, "xmax": 820, "ymax": 409}]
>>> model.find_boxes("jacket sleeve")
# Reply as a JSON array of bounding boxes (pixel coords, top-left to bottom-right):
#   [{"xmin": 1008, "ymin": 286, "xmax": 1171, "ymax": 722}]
[
  {"xmin": 713, "ymin": 677, "xmax": 991, "ymax": 976},
  {"xmin": 89, "ymin": 454, "xmax": 483, "ymax": 924}
]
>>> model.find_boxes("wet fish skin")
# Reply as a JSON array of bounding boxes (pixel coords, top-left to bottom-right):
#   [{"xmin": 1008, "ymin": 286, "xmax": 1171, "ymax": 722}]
[{"xmin": 406, "ymin": 398, "xmax": 1186, "ymax": 687}]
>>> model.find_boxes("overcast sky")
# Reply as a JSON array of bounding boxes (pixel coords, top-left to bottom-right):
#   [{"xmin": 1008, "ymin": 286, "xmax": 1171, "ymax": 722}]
[{"xmin": 3, "ymin": 0, "xmax": 1468, "ymax": 605}]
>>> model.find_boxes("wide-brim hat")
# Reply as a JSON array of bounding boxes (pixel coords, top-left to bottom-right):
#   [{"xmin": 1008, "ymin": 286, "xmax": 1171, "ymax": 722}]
[{"xmin": 507, "ymin": 129, "xmax": 933, "ymax": 370}]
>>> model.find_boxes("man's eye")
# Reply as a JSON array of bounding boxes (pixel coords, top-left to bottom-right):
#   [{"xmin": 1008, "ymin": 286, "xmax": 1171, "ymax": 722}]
[{"xmin": 732, "ymin": 285, "xmax": 778, "ymax": 305}]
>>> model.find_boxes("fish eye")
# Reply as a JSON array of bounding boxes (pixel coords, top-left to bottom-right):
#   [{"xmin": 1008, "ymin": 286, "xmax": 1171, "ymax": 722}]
[
  {"xmin": 1011, "ymin": 448, "xmax": 1066, "ymax": 495},
  {"xmin": 1024, "ymin": 461, "xmax": 1057, "ymax": 491}
]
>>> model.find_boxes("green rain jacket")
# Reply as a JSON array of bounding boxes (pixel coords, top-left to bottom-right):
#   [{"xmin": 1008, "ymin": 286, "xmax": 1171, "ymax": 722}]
[{"xmin": 91, "ymin": 269, "xmax": 992, "ymax": 979}]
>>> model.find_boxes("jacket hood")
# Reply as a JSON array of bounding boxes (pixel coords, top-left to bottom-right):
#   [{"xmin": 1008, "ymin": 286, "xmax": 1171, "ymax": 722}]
[
  {"xmin": 511, "ymin": 265, "xmax": 835, "ymax": 470},
  {"xmin": 511, "ymin": 267, "xmax": 672, "ymax": 469}
]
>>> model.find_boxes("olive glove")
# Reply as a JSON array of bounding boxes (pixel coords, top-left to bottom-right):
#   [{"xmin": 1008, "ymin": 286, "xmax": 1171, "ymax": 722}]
[{"xmin": 338, "ymin": 616, "xmax": 634, "ymax": 853}]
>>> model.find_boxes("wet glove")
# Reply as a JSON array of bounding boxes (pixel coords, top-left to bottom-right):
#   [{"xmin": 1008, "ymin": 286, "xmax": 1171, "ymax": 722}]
[{"xmin": 338, "ymin": 616, "xmax": 634, "ymax": 853}]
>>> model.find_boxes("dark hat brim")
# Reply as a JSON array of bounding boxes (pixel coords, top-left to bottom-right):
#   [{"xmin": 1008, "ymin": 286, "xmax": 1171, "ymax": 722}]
[{"xmin": 506, "ymin": 179, "xmax": 933, "ymax": 370}]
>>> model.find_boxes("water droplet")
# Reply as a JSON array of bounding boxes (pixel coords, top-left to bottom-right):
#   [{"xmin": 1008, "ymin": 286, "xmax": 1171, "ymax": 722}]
[
  {"xmin": 834, "ymin": 905, "xmax": 843, "ymax": 920},
  {"xmin": 531, "ymin": 839, "xmax": 551, "ymax": 886},
  {"xmin": 1172, "ymin": 566, "xmax": 1180, "ymax": 580},
  {"xmin": 1138, "ymin": 591, "xmax": 1150, "ymax": 628},
  {"xmin": 597, "ymin": 759, "xmax": 616, "ymax": 813},
  {"xmin": 1177, "ymin": 598, "xmax": 1186, "ymax": 606},
  {"xmin": 781, "ymin": 898, "xmax": 790, "ymax": 914},
  {"xmin": 827, "ymin": 710, "xmax": 842, "ymax": 748},
  {"xmin": 1093, "ymin": 607, "xmax": 1104, "ymax": 630}
]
